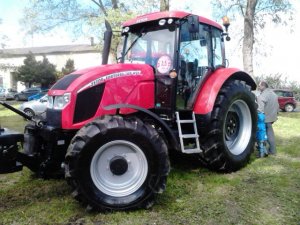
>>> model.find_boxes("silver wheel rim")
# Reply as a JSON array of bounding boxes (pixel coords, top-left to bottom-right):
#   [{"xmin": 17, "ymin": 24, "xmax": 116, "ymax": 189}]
[
  {"xmin": 224, "ymin": 100, "xmax": 252, "ymax": 155},
  {"xmin": 285, "ymin": 104, "xmax": 293, "ymax": 112},
  {"xmin": 90, "ymin": 140, "xmax": 148, "ymax": 197}
]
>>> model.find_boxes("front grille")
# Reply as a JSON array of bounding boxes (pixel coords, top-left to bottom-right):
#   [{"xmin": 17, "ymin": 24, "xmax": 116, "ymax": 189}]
[
  {"xmin": 46, "ymin": 109, "xmax": 62, "ymax": 127},
  {"xmin": 73, "ymin": 84, "xmax": 105, "ymax": 124}
]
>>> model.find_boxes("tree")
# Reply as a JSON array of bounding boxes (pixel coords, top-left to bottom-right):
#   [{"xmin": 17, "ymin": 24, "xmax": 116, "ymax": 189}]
[
  {"xmin": 254, "ymin": 73, "xmax": 287, "ymax": 89},
  {"xmin": 15, "ymin": 53, "xmax": 56, "ymax": 88},
  {"xmin": 212, "ymin": 0, "xmax": 293, "ymax": 76},
  {"xmin": 0, "ymin": 18, "xmax": 12, "ymax": 70},
  {"xmin": 37, "ymin": 56, "xmax": 57, "ymax": 88},
  {"xmin": 0, "ymin": 18, "xmax": 9, "ymax": 49},
  {"xmin": 62, "ymin": 59, "xmax": 75, "ymax": 75},
  {"xmin": 21, "ymin": 0, "xmax": 163, "ymax": 61},
  {"xmin": 160, "ymin": 0, "xmax": 170, "ymax": 11},
  {"xmin": 21, "ymin": 0, "xmax": 161, "ymax": 38},
  {"xmin": 254, "ymin": 73, "xmax": 300, "ymax": 101},
  {"xmin": 14, "ymin": 52, "xmax": 39, "ymax": 87}
]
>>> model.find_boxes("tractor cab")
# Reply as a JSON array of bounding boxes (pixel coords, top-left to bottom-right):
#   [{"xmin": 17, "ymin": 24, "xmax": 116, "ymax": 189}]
[{"xmin": 120, "ymin": 11, "xmax": 226, "ymax": 119}]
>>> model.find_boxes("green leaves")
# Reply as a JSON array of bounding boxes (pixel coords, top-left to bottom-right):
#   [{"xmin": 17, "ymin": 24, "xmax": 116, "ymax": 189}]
[
  {"xmin": 62, "ymin": 59, "xmax": 75, "ymax": 76},
  {"xmin": 14, "ymin": 52, "xmax": 56, "ymax": 88}
]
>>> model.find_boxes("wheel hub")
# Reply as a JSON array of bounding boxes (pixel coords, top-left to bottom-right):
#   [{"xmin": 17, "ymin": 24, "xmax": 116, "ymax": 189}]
[
  {"xmin": 225, "ymin": 112, "xmax": 240, "ymax": 141},
  {"xmin": 109, "ymin": 156, "xmax": 128, "ymax": 176},
  {"xmin": 223, "ymin": 100, "xmax": 252, "ymax": 155},
  {"xmin": 90, "ymin": 140, "xmax": 148, "ymax": 197}
]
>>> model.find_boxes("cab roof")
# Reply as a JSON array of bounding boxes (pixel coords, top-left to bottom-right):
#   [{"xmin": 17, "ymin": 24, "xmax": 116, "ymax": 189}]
[{"xmin": 122, "ymin": 11, "xmax": 223, "ymax": 30}]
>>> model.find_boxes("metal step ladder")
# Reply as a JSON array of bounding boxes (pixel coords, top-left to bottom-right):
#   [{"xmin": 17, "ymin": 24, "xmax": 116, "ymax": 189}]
[{"xmin": 175, "ymin": 111, "xmax": 202, "ymax": 154}]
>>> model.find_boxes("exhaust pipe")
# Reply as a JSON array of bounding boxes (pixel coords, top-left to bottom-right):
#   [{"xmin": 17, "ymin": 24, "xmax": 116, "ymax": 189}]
[{"xmin": 102, "ymin": 20, "xmax": 112, "ymax": 65}]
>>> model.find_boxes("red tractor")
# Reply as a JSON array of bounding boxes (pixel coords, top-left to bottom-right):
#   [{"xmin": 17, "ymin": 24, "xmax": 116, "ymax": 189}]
[{"xmin": 0, "ymin": 11, "xmax": 257, "ymax": 211}]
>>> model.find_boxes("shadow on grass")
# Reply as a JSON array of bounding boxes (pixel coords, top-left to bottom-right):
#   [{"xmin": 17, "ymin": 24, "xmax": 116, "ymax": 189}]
[
  {"xmin": 0, "ymin": 172, "xmax": 71, "ymax": 213},
  {"xmin": 169, "ymin": 150, "xmax": 204, "ymax": 171},
  {"xmin": 0, "ymin": 170, "xmax": 71, "ymax": 211}
]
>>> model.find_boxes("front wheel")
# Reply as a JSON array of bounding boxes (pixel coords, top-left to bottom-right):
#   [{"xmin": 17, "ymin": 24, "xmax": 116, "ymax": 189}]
[
  {"xmin": 24, "ymin": 108, "xmax": 35, "ymax": 118},
  {"xmin": 65, "ymin": 116, "xmax": 170, "ymax": 211},
  {"xmin": 199, "ymin": 80, "xmax": 257, "ymax": 172}
]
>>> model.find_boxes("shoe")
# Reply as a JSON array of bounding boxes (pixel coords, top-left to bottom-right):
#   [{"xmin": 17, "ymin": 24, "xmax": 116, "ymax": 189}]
[{"xmin": 257, "ymin": 152, "xmax": 267, "ymax": 158}]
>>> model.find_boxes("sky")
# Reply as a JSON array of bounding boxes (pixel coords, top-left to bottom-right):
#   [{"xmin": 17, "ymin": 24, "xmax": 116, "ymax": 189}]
[
  {"xmin": 1, "ymin": 0, "xmax": 300, "ymax": 83},
  {"xmin": 0, "ymin": 0, "xmax": 88, "ymax": 47}
]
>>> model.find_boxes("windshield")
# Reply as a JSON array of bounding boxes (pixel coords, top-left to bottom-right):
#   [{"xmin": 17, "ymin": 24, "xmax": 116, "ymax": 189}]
[{"xmin": 122, "ymin": 27, "xmax": 176, "ymax": 75}]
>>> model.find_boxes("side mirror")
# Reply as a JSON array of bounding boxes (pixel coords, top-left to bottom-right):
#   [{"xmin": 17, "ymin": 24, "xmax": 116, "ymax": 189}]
[{"xmin": 188, "ymin": 15, "xmax": 199, "ymax": 33}]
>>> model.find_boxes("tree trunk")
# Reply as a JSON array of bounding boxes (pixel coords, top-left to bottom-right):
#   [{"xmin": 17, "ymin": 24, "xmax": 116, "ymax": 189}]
[
  {"xmin": 160, "ymin": 0, "xmax": 169, "ymax": 11},
  {"xmin": 242, "ymin": 0, "xmax": 257, "ymax": 76},
  {"xmin": 111, "ymin": 0, "xmax": 118, "ymax": 9}
]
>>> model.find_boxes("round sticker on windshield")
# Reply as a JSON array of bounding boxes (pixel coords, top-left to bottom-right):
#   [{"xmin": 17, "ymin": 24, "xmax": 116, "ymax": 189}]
[{"xmin": 157, "ymin": 55, "xmax": 172, "ymax": 74}]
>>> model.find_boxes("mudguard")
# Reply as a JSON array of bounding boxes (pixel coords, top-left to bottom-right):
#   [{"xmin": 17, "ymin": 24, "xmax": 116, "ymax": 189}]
[{"xmin": 193, "ymin": 68, "xmax": 256, "ymax": 115}]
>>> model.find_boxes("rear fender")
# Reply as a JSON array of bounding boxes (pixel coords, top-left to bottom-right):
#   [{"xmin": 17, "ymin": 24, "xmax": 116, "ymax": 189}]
[{"xmin": 193, "ymin": 68, "xmax": 256, "ymax": 115}]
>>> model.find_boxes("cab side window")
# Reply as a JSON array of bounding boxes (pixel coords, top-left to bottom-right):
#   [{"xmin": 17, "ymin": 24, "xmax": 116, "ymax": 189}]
[{"xmin": 212, "ymin": 28, "xmax": 224, "ymax": 68}]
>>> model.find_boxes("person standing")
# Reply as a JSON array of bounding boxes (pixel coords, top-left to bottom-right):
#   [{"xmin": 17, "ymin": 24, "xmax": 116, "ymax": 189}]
[
  {"xmin": 257, "ymin": 81, "xmax": 279, "ymax": 155},
  {"xmin": 256, "ymin": 112, "xmax": 268, "ymax": 158}
]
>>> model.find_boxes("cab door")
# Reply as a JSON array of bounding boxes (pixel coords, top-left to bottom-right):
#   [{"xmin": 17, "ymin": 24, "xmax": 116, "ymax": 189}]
[{"xmin": 177, "ymin": 23, "xmax": 212, "ymax": 110}]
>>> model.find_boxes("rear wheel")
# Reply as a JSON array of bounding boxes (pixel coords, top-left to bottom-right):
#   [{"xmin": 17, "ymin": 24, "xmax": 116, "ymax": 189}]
[
  {"xmin": 199, "ymin": 80, "xmax": 257, "ymax": 172},
  {"xmin": 284, "ymin": 103, "xmax": 294, "ymax": 112},
  {"xmin": 65, "ymin": 116, "xmax": 169, "ymax": 211}
]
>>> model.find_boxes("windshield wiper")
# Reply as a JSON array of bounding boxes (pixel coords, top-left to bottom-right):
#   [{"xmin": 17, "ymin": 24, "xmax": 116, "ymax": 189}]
[{"xmin": 123, "ymin": 29, "xmax": 146, "ymax": 58}]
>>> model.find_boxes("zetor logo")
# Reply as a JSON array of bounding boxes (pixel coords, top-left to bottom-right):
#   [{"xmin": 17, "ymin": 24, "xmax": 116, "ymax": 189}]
[
  {"xmin": 136, "ymin": 17, "xmax": 148, "ymax": 23},
  {"xmin": 77, "ymin": 70, "xmax": 142, "ymax": 93}
]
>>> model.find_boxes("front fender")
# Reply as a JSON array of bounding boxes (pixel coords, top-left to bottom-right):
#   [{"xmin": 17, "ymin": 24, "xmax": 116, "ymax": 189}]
[
  {"xmin": 193, "ymin": 68, "xmax": 256, "ymax": 115},
  {"xmin": 104, "ymin": 104, "xmax": 180, "ymax": 151}
]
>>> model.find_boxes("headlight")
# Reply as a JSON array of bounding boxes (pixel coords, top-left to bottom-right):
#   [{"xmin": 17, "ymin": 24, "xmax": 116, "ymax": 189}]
[
  {"xmin": 54, "ymin": 93, "xmax": 71, "ymax": 110},
  {"xmin": 47, "ymin": 93, "xmax": 71, "ymax": 110},
  {"xmin": 47, "ymin": 96, "xmax": 54, "ymax": 108}
]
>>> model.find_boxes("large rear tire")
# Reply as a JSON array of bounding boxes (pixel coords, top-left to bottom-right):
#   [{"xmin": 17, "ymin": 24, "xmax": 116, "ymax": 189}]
[
  {"xmin": 199, "ymin": 80, "xmax": 257, "ymax": 172},
  {"xmin": 65, "ymin": 115, "xmax": 170, "ymax": 211}
]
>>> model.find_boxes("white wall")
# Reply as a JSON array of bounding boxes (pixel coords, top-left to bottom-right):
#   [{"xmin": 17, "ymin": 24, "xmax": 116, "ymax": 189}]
[
  {"xmin": 0, "ymin": 52, "xmax": 102, "ymax": 91},
  {"xmin": 35, "ymin": 52, "xmax": 102, "ymax": 71}
]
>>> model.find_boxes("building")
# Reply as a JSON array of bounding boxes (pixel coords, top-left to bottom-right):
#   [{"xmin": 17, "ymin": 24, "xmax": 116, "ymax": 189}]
[{"xmin": 0, "ymin": 44, "xmax": 102, "ymax": 91}]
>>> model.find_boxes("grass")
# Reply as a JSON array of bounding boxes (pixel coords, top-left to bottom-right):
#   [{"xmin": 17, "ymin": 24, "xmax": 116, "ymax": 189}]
[{"xmin": 0, "ymin": 104, "xmax": 300, "ymax": 225}]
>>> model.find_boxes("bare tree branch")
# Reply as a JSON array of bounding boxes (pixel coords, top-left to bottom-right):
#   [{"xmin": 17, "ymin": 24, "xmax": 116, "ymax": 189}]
[{"xmin": 91, "ymin": 0, "xmax": 107, "ymax": 16}]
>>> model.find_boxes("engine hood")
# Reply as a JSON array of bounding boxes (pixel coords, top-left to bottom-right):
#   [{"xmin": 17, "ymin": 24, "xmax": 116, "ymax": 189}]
[
  {"xmin": 49, "ymin": 63, "xmax": 155, "ymax": 95},
  {"xmin": 47, "ymin": 63, "xmax": 156, "ymax": 129}
]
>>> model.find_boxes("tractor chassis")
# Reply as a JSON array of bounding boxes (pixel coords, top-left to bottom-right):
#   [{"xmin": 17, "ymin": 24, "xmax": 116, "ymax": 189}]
[
  {"xmin": 0, "ymin": 125, "xmax": 75, "ymax": 177},
  {"xmin": 0, "ymin": 128, "xmax": 24, "ymax": 173}
]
